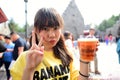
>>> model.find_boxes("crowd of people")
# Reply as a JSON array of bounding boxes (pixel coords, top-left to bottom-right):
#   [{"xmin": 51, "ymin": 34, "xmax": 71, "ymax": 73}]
[{"xmin": 0, "ymin": 32, "xmax": 29, "ymax": 80}]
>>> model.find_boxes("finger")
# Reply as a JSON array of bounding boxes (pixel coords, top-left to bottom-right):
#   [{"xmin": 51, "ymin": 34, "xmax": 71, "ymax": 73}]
[
  {"xmin": 40, "ymin": 46, "xmax": 44, "ymax": 52},
  {"xmin": 96, "ymin": 47, "xmax": 98, "ymax": 51},
  {"xmin": 29, "ymin": 50, "xmax": 44, "ymax": 58},
  {"xmin": 38, "ymin": 37, "xmax": 43, "ymax": 47},
  {"xmin": 31, "ymin": 31, "xmax": 36, "ymax": 46}
]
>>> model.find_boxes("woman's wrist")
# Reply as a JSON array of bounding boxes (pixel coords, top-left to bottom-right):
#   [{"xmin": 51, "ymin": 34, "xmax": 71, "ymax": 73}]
[
  {"xmin": 79, "ymin": 71, "xmax": 90, "ymax": 78},
  {"xmin": 80, "ymin": 59, "xmax": 89, "ymax": 64},
  {"xmin": 22, "ymin": 67, "xmax": 35, "ymax": 80},
  {"xmin": 24, "ymin": 65, "xmax": 35, "ymax": 72},
  {"xmin": 79, "ymin": 59, "xmax": 89, "ymax": 79}
]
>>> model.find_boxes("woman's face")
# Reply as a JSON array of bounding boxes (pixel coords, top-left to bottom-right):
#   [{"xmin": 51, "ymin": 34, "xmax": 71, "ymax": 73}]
[{"xmin": 36, "ymin": 27, "xmax": 61, "ymax": 51}]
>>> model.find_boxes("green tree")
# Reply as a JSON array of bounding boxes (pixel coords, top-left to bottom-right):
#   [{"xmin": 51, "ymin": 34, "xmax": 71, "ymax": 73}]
[
  {"xmin": 96, "ymin": 14, "xmax": 120, "ymax": 31},
  {"xmin": 8, "ymin": 19, "xmax": 25, "ymax": 32}
]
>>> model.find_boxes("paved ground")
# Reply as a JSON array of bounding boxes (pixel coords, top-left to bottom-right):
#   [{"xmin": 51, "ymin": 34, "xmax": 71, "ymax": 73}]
[
  {"xmin": 88, "ymin": 42, "xmax": 120, "ymax": 80},
  {"xmin": 0, "ymin": 42, "xmax": 120, "ymax": 80},
  {"xmin": 0, "ymin": 70, "xmax": 7, "ymax": 80}
]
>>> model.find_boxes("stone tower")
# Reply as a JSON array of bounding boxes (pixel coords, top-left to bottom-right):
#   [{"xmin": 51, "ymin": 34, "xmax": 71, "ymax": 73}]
[{"xmin": 62, "ymin": 0, "xmax": 84, "ymax": 40}]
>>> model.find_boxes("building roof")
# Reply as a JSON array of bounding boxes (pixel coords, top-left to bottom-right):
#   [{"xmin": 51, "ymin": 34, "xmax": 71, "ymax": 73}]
[{"xmin": 0, "ymin": 8, "xmax": 8, "ymax": 23}]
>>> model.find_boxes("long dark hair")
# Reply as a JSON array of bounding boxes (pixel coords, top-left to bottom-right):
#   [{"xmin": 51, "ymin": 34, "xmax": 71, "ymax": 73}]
[{"xmin": 34, "ymin": 8, "xmax": 72, "ymax": 66}]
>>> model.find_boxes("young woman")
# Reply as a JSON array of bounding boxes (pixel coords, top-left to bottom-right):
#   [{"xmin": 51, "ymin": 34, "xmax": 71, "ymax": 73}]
[{"xmin": 10, "ymin": 8, "xmax": 93, "ymax": 80}]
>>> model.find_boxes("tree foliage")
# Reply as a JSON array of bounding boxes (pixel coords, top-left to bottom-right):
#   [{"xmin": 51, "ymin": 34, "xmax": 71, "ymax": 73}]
[
  {"xmin": 96, "ymin": 14, "xmax": 120, "ymax": 31},
  {"xmin": 8, "ymin": 19, "xmax": 25, "ymax": 32}
]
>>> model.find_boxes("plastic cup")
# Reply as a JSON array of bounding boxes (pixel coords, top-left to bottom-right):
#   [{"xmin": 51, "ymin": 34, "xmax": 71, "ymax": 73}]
[{"xmin": 78, "ymin": 38, "xmax": 98, "ymax": 62}]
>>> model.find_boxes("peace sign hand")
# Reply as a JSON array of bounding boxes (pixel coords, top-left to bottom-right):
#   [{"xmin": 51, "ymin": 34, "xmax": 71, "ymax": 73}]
[{"xmin": 25, "ymin": 31, "xmax": 44, "ymax": 71}]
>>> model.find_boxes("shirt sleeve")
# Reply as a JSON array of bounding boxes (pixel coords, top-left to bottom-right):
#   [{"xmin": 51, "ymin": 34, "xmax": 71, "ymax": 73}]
[
  {"xmin": 10, "ymin": 51, "xmax": 27, "ymax": 80},
  {"xmin": 70, "ymin": 60, "xmax": 79, "ymax": 80},
  {"xmin": 17, "ymin": 39, "xmax": 24, "ymax": 47},
  {"xmin": 68, "ymin": 49, "xmax": 79, "ymax": 80}
]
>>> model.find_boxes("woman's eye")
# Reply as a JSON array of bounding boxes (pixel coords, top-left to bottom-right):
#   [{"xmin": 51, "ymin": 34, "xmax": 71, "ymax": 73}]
[
  {"xmin": 54, "ymin": 27, "xmax": 58, "ymax": 30},
  {"xmin": 43, "ymin": 27, "xmax": 49, "ymax": 31}
]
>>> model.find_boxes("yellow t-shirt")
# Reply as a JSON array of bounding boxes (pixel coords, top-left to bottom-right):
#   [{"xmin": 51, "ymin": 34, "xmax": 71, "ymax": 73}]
[{"xmin": 10, "ymin": 50, "xmax": 79, "ymax": 80}]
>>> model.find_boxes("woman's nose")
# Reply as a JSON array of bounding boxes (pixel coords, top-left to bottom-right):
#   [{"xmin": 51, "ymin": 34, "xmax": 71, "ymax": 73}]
[{"xmin": 48, "ymin": 31, "xmax": 55, "ymax": 37}]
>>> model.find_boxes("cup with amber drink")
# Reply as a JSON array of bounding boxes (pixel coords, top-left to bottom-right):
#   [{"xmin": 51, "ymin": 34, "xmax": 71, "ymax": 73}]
[{"xmin": 78, "ymin": 38, "xmax": 98, "ymax": 62}]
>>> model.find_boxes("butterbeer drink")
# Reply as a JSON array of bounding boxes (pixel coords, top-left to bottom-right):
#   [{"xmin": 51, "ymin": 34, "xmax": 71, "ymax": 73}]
[{"xmin": 78, "ymin": 38, "xmax": 98, "ymax": 62}]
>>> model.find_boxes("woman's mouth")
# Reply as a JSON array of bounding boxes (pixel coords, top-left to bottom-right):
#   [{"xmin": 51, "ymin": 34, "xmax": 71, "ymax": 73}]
[{"xmin": 49, "ymin": 40, "xmax": 56, "ymax": 44}]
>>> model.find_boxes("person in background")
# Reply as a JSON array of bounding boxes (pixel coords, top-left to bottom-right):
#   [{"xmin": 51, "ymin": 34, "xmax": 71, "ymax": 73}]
[
  {"xmin": 0, "ymin": 34, "xmax": 6, "ymax": 53},
  {"xmin": 0, "ymin": 34, "xmax": 5, "ymax": 53},
  {"xmin": 0, "ymin": 41, "xmax": 7, "ymax": 69},
  {"xmin": 10, "ymin": 8, "xmax": 98, "ymax": 80},
  {"xmin": 116, "ymin": 26, "xmax": 120, "ymax": 64},
  {"xmin": 10, "ymin": 32, "xmax": 28, "ymax": 60},
  {"xmin": 63, "ymin": 31, "xmax": 73, "ymax": 49},
  {"xmin": 0, "ymin": 41, "xmax": 6, "ymax": 53},
  {"xmin": 108, "ymin": 34, "xmax": 112, "ymax": 45},
  {"xmin": 86, "ymin": 28, "xmax": 101, "ymax": 75},
  {"xmin": 63, "ymin": 31, "xmax": 79, "ymax": 62},
  {"xmin": 0, "ymin": 34, "xmax": 6, "ymax": 71},
  {"xmin": 105, "ymin": 35, "xmax": 109, "ymax": 45},
  {"xmin": 3, "ymin": 35, "xmax": 15, "ymax": 80}
]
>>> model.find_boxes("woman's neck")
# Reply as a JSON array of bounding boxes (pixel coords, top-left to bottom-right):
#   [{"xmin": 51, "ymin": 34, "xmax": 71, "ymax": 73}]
[{"xmin": 44, "ymin": 47, "xmax": 53, "ymax": 52}]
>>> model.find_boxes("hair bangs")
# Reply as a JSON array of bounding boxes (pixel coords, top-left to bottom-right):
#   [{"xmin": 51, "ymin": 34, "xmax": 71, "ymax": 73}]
[
  {"xmin": 45, "ymin": 12, "xmax": 60, "ymax": 28},
  {"xmin": 34, "ymin": 8, "xmax": 63, "ymax": 31}
]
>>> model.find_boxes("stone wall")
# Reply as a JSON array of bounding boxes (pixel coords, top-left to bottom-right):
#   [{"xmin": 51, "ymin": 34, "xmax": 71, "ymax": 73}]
[{"xmin": 62, "ymin": 0, "xmax": 84, "ymax": 40}]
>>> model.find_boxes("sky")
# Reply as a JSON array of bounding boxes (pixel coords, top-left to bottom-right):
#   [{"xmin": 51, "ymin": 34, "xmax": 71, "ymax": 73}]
[{"xmin": 0, "ymin": 0, "xmax": 120, "ymax": 27}]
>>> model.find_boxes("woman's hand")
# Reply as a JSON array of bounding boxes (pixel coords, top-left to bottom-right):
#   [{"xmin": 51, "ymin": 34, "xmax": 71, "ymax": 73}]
[{"xmin": 25, "ymin": 31, "xmax": 44, "ymax": 71}]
